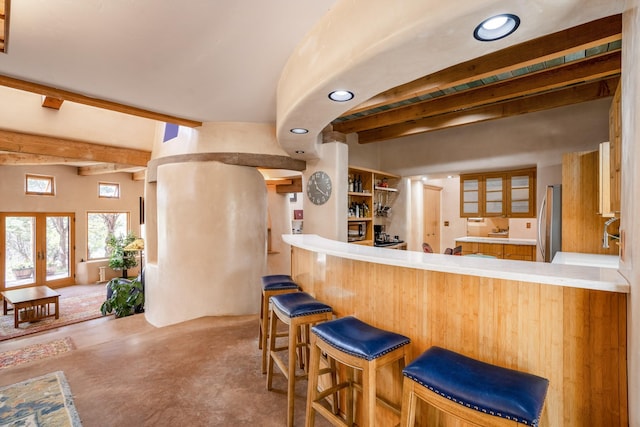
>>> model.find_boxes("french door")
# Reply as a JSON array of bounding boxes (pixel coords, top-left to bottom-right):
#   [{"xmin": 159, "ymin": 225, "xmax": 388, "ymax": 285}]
[{"xmin": 1, "ymin": 213, "xmax": 75, "ymax": 291}]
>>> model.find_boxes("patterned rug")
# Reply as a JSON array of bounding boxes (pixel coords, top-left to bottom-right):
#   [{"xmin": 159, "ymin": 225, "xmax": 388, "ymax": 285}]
[
  {"xmin": 0, "ymin": 289, "xmax": 106, "ymax": 341},
  {"xmin": 0, "ymin": 337, "xmax": 75, "ymax": 370},
  {"xmin": 0, "ymin": 371, "xmax": 83, "ymax": 426}
]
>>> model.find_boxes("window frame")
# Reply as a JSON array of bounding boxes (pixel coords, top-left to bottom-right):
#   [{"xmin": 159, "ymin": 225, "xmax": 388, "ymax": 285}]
[
  {"xmin": 25, "ymin": 174, "xmax": 55, "ymax": 196},
  {"xmin": 86, "ymin": 211, "xmax": 130, "ymax": 260},
  {"xmin": 98, "ymin": 182, "xmax": 121, "ymax": 199}
]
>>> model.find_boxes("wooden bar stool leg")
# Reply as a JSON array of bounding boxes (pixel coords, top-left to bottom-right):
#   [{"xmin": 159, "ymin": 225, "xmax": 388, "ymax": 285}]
[
  {"xmin": 362, "ymin": 363, "xmax": 376, "ymax": 427},
  {"xmin": 266, "ymin": 305, "xmax": 279, "ymax": 391},
  {"xmin": 305, "ymin": 333, "xmax": 322, "ymax": 427},
  {"xmin": 400, "ymin": 377, "xmax": 417, "ymax": 427}
]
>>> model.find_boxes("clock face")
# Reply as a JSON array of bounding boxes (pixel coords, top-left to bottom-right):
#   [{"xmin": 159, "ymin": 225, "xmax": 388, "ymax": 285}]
[{"xmin": 306, "ymin": 171, "xmax": 332, "ymax": 205}]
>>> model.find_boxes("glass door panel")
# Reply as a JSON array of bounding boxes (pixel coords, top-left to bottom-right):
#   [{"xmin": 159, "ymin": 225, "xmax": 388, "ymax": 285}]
[
  {"xmin": 45, "ymin": 215, "xmax": 72, "ymax": 283},
  {"xmin": 4, "ymin": 215, "xmax": 37, "ymax": 288},
  {"xmin": 2, "ymin": 213, "xmax": 75, "ymax": 290}
]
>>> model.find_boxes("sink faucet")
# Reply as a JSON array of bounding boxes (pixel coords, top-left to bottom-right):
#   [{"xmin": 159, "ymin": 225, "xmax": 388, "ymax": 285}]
[{"xmin": 603, "ymin": 217, "xmax": 620, "ymax": 249}]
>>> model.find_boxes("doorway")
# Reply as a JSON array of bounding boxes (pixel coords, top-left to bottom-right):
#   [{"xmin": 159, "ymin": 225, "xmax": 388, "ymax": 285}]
[
  {"xmin": 423, "ymin": 186, "xmax": 442, "ymax": 253},
  {"xmin": 1, "ymin": 213, "xmax": 75, "ymax": 290}
]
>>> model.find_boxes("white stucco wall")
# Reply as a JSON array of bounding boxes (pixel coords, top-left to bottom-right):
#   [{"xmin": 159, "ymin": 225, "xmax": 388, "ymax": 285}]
[{"xmin": 620, "ymin": 1, "xmax": 640, "ymax": 425}]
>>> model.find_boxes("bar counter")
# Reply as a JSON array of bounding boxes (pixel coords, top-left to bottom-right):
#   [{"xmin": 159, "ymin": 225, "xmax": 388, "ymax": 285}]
[{"xmin": 283, "ymin": 234, "xmax": 628, "ymax": 426}]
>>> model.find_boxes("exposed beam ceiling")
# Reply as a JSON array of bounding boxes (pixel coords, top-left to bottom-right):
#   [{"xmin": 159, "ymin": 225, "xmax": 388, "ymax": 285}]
[
  {"xmin": 0, "ymin": 129, "xmax": 151, "ymax": 167},
  {"xmin": 0, "ymin": 74, "xmax": 202, "ymax": 128},
  {"xmin": 332, "ymin": 14, "xmax": 622, "ymax": 144}
]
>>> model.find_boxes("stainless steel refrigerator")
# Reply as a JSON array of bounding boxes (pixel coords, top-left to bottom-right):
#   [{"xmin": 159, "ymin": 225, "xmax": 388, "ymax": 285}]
[{"xmin": 537, "ymin": 184, "xmax": 562, "ymax": 262}]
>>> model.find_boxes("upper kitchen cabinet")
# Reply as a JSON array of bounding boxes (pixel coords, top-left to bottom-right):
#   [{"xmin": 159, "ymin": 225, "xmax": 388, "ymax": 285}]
[
  {"xmin": 460, "ymin": 168, "xmax": 536, "ymax": 218},
  {"xmin": 508, "ymin": 168, "xmax": 536, "ymax": 217}
]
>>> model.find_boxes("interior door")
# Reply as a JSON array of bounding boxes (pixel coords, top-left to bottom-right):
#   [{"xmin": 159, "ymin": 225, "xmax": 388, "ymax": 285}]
[
  {"xmin": 1, "ymin": 213, "xmax": 75, "ymax": 290},
  {"xmin": 423, "ymin": 185, "xmax": 442, "ymax": 253}
]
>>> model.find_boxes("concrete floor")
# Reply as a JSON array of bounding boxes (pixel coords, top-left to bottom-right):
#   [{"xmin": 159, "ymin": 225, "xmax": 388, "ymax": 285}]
[{"xmin": 0, "ymin": 287, "xmax": 332, "ymax": 427}]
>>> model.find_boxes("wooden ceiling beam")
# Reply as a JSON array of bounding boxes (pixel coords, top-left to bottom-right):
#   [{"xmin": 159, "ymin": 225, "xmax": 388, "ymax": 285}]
[
  {"xmin": 356, "ymin": 77, "xmax": 620, "ymax": 144},
  {"xmin": 42, "ymin": 96, "xmax": 64, "ymax": 110},
  {"xmin": 132, "ymin": 170, "xmax": 146, "ymax": 181},
  {"xmin": 0, "ymin": 129, "xmax": 151, "ymax": 166},
  {"xmin": 0, "ymin": 151, "xmax": 82, "ymax": 165},
  {"xmin": 77, "ymin": 164, "xmax": 144, "ymax": 176},
  {"xmin": 0, "ymin": 74, "xmax": 202, "ymax": 128},
  {"xmin": 275, "ymin": 177, "xmax": 302, "ymax": 194},
  {"xmin": 334, "ymin": 51, "xmax": 621, "ymax": 134},
  {"xmin": 345, "ymin": 14, "xmax": 622, "ymax": 116}
]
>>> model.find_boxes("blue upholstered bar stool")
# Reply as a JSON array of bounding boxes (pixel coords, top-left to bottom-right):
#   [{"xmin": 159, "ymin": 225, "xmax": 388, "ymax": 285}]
[
  {"xmin": 267, "ymin": 292, "xmax": 334, "ymax": 427},
  {"xmin": 306, "ymin": 316, "xmax": 411, "ymax": 427},
  {"xmin": 400, "ymin": 346, "xmax": 549, "ymax": 426},
  {"xmin": 259, "ymin": 274, "xmax": 300, "ymax": 374}
]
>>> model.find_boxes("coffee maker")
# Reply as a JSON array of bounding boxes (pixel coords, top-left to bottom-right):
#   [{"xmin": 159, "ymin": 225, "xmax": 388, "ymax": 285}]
[{"xmin": 374, "ymin": 225, "xmax": 384, "ymax": 243}]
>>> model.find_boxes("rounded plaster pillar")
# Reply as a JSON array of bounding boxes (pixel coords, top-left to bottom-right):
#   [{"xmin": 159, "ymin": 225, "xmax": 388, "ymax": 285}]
[{"xmin": 145, "ymin": 160, "xmax": 266, "ymax": 327}]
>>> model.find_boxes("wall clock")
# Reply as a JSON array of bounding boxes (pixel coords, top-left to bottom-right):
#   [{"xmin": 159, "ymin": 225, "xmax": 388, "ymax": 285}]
[{"xmin": 306, "ymin": 171, "xmax": 332, "ymax": 205}]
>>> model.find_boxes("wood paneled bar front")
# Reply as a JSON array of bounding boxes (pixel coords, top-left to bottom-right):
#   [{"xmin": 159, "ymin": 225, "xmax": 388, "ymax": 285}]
[{"xmin": 283, "ymin": 234, "xmax": 628, "ymax": 426}]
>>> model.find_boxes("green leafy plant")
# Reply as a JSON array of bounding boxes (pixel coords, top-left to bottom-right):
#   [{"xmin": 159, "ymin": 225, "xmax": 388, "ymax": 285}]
[
  {"xmin": 106, "ymin": 232, "xmax": 138, "ymax": 278},
  {"xmin": 100, "ymin": 278, "xmax": 144, "ymax": 318}
]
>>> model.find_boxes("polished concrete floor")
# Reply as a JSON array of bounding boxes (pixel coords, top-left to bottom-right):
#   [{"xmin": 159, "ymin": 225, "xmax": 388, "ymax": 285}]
[{"xmin": 0, "ymin": 287, "xmax": 332, "ymax": 426}]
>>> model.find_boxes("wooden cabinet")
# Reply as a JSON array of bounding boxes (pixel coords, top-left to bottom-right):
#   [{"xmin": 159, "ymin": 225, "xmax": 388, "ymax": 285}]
[
  {"xmin": 460, "ymin": 168, "xmax": 536, "ymax": 218},
  {"xmin": 478, "ymin": 242, "xmax": 503, "ymax": 258},
  {"xmin": 456, "ymin": 240, "xmax": 535, "ymax": 261},
  {"xmin": 503, "ymin": 244, "xmax": 535, "ymax": 261},
  {"xmin": 508, "ymin": 169, "xmax": 536, "ymax": 217},
  {"xmin": 562, "ymin": 151, "xmax": 620, "ymax": 255},
  {"xmin": 348, "ymin": 166, "xmax": 400, "ymax": 246},
  {"xmin": 608, "ymin": 81, "xmax": 621, "ymax": 214}
]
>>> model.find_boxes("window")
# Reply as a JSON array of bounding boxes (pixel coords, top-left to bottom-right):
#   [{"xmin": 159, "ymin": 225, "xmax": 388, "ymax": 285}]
[
  {"xmin": 26, "ymin": 174, "xmax": 55, "ymax": 195},
  {"xmin": 87, "ymin": 212, "xmax": 129, "ymax": 260},
  {"xmin": 98, "ymin": 182, "xmax": 120, "ymax": 199}
]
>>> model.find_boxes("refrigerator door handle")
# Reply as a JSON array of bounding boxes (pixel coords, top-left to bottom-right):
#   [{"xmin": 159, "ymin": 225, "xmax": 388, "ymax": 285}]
[{"xmin": 537, "ymin": 193, "xmax": 547, "ymax": 260}]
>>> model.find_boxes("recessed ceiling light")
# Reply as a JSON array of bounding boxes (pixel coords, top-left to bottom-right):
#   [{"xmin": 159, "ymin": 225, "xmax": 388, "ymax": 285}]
[
  {"xmin": 290, "ymin": 128, "xmax": 309, "ymax": 134},
  {"xmin": 295, "ymin": 150, "xmax": 305, "ymax": 154},
  {"xmin": 474, "ymin": 14, "xmax": 520, "ymax": 41},
  {"xmin": 328, "ymin": 90, "xmax": 354, "ymax": 102}
]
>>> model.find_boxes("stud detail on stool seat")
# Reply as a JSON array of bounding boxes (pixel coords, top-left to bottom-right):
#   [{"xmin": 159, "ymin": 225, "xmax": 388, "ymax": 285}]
[
  {"xmin": 262, "ymin": 274, "xmax": 299, "ymax": 291},
  {"xmin": 271, "ymin": 291, "xmax": 332, "ymax": 318},
  {"xmin": 402, "ymin": 346, "xmax": 549, "ymax": 426},
  {"xmin": 311, "ymin": 315, "xmax": 411, "ymax": 360}
]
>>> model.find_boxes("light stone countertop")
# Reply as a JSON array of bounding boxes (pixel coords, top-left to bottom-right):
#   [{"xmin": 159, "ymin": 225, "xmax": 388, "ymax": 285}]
[
  {"xmin": 283, "ymin": 234, "xmax": 629, "ymax": 294},
  {"xmin": 455, "ymin": 236, "xmax": 537, "ymax": 246}
]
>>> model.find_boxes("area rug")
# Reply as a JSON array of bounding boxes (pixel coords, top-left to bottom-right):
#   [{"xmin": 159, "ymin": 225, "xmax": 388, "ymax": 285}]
[
  {"xmin": 0, "ymin": 337, "xmax": 75, "ymax": 370},
  {"xmin": 0, "ymin": 289, "xmax": 105, "ymax": 341},
  {"xmin": 0, "ymin": 371, "xmax": 83, "ymax": 426}
]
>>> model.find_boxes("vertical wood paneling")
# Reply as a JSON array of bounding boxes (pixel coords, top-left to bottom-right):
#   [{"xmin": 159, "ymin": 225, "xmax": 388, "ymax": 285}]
[{"xmin": 290, "ymin": 247, "xmax": 627, "ymax": 426}]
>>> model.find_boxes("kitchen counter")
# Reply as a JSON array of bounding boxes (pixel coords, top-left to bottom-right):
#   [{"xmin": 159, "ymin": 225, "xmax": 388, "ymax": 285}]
[
  {"xmin": 284, "ymin": 234, "xmax": 628, "ymax": 426},
  {"xmin": 283, "ymin": 234, "xmax": 628, "ymax": 293},
  {"xmin": 455, "ymin": 236, "xmax": 537, "ymax": 246},
  {"xmin": 552, "ymin": 251, "xmax": 620, "ymax": 268}
]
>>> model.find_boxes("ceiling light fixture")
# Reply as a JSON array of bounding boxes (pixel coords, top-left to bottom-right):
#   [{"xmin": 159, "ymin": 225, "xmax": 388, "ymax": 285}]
[
  {"xmin": 328, "ymin": 90, "xmax": 354, "ymax": 102},
  {"xmin": 474, "ymin": 14, "xmax": 520, "ymax": 41},
  {"xmin": 295, "ymin": 150, "xmax": 305, "ymax": 154},
  {"xmin": 290, "ymin": 128, "xmax": 309, "ymax": 134}
]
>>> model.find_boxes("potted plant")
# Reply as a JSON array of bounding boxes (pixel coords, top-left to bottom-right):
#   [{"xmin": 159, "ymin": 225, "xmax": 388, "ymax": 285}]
[
  {"xmin": 101, "ymin": 277, "xmax": 144, "ymax": 318},
  {"xmin": 12, "ymin": 263, "xmax": 34, "ymax": 280},
  {"xmin": 106, "ymin": 232, "xmax": 138, "ymax": 278}
]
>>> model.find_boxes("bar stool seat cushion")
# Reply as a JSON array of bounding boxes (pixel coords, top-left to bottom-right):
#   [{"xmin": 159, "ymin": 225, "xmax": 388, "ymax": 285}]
[
  {"xmin": 403, "ymin": 346, "xmax": 549, "ymax": 426},
  {"xmin": 312, "ymin": 316, "xmax": 410, "ymax": 361},
  {"xmin": 271, "ymin": 292, "xmax": 332, "ymax": 318},
  {"xmin": 262, "ymin": 274, "xmax": 299, "ymax": 291}
]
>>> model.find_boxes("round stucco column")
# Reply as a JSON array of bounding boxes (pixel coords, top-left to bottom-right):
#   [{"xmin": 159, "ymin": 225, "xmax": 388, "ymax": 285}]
[{"xmin": 145, "ymin": 160, "xmax": 266, "ymax": 327}]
